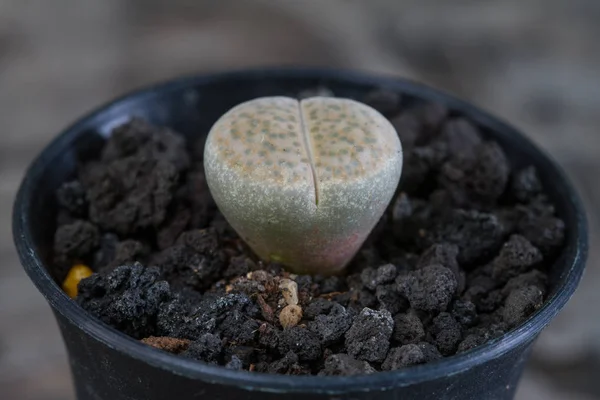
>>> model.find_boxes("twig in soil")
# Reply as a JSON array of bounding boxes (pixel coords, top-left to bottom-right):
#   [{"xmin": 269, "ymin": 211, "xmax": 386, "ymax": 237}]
[{"xmin": 256, "ymin": 294, "xmax": 275, "ymax": 323}]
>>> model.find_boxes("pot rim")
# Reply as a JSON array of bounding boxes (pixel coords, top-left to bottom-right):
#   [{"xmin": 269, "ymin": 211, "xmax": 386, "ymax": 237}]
[{"xmin": 12, "ymin": 67, "xmax": 588, "ymax": 394}]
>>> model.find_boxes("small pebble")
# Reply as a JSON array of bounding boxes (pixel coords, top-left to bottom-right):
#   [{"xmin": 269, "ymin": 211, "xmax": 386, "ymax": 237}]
[
  {"xmin": 62, "ymin": 264, "xmax": 93, "ymax": 298},
  {"xmin": 279, "ymin": 304, "xmax": 303, "ymax": 329},
  {"xmin": 279, "ymin": 278, "xmax": 299, "ymax": 305}
]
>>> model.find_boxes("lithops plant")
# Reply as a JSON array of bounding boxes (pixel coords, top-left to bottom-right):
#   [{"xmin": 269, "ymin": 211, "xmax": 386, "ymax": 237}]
[{"xmin": 204, "ymin": 96, "xmax": 402, "ymax": 275}]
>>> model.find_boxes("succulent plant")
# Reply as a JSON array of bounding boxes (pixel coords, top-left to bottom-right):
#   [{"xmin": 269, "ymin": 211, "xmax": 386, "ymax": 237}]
[{"xmin": 204, "ymin": 96, "xmax": 402, "ymax": 275}]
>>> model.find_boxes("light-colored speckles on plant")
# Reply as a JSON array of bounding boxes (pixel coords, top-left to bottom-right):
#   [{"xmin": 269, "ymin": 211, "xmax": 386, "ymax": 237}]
[{"xmin": 204, "ymin": 96, "xmax": 402, "ymax": 275}]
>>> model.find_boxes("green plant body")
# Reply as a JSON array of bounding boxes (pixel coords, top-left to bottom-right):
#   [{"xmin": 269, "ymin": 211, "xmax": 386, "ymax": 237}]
[{"xmin": 204, "ymin": 96, "xmax": 402, "ymax": 275}]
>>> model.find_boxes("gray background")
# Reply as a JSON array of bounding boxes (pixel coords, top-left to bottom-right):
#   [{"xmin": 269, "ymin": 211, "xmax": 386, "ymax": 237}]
[{"xmin": 1, "ymin": 1, "xmax": 599, "ymax": 399}]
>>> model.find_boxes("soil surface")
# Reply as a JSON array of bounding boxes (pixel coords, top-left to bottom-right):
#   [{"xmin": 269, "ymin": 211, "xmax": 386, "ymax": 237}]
[{"xmin": 52, "ymin": 88, "xmax": 565, "ymax": 376}]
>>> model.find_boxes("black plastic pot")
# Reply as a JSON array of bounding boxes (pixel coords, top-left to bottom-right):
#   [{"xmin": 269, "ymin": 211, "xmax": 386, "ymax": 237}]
[{"xmin": 14, "ymin": 68, "xmax": 587, "ymax": 400}]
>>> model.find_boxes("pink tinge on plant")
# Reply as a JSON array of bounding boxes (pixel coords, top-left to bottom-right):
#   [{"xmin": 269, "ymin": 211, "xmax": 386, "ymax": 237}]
[
  {"xmin": 300, "ymin": 232, "xmax": 364, "ymax": 275},
  {"xmin": 204, "ymin": 96, "xmax": 402, "ymax": 275}
]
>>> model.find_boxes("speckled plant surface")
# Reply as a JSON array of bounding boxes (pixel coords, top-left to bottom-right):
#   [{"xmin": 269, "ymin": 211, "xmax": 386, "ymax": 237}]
[{"xmin": 204, "ymin": 96, "xmax": 402, "ymax": 275}]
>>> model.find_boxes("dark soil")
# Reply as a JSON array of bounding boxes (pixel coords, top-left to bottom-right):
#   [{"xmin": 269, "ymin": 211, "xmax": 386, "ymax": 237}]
[{"xmin": 52, "ymin": 88, "xmax": 566, "ymax": 376}]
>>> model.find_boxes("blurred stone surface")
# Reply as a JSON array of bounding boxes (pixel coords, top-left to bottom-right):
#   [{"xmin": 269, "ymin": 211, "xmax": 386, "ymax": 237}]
[{"xmin": 0, "ymin": 0, "xmax": 598, "ymax": 399}]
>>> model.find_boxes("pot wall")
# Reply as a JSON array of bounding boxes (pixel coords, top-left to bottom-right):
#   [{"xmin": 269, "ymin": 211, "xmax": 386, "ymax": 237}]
[{"xmin": 55, "ymin": 310, "xmax": 533, "ymax": 400}]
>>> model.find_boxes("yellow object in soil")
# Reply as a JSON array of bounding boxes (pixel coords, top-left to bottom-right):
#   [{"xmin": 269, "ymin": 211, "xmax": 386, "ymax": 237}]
[{"xmin": 62, "ymin": 264, "xmax": 93, "ymax": 298}]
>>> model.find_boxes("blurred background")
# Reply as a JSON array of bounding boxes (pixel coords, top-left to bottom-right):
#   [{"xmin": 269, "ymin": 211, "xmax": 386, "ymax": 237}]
[{"xmin": 1, "ymin": 1, "xmax": 599, "ymax": 399}]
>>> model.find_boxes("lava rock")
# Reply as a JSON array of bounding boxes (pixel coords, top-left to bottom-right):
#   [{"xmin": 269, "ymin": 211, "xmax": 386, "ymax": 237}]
[
  {"xmin": 156, "ymin": 298, "xmax": 191, "ymax": 338},
  {"xmin": 376, "ymin": 284, "xmax": 409, "ymax": 315},
  {"xmin": 418, "ymin": 243, "xmax": 465, "ymax": 292},
  {"xmin": 224, "ymin": 256, "xmax": 256, "ymax": 279},
  {"xmin": 360, "ymin": 264, "xmax": 397, "ymax": 291},
  {"xmin": 503, "ymin": 286, "xmax": 544, "ymax": 328},
  {"xmin": 106, "ymin": 239, "xmax": 150, "ymax": 271},
  {"xmin": 397, "ymin": 265, "xmax": 457, "ymax": 312},
  {"xmin": 491, "ymin": 235, "xmax": 543, "ymax": 283},
  {"xmin": 451, "ymin": 300, "xmax": 478, "ymax": 328},
  {"xmin": 440, "ymin": 141, "xmax": 509, "ymax": 203},
  {"xmin": 162, "ymin": 293, "xmax": 259, "ymax": 341},
  {"xmin": 226, "ymin": 346, "xmax": 255, "ymax": 368},
  {"xmin": 421, "ymin": 209, "xmax": 505, "ymax": 266},
  {"xmin": 415, "ymin": 342, "xmax": 443, "ymax": 362},
  {"xmin": 457, "ymin": 334, "xmax": 487, "ymax": 353},
  {"xmin": 414, "ymin": 103, "xmax": 449, "ymax": 139},
  {"xmin": 318, "ymin": 276, "xmax": 345, "ymax": 294},
  {"xmin": 268, "ymin": 351, "xmax": 299, "ymax": 374},
  {"xmin": 304, "ymin": 298, "xmax": 334, "ymax": 320},
  {"xmin": 436, "ymin": 118, "xmax": 482, "ymax": 156},
  {"xmin": 153, "ymin": 228, "xmax": 226, "ymax": 290},
  {"xmin": 54, "ymin": 220, "xmax": 100, "ymax": 259},
  {"xmin": 258, "ymin": 323, "xmax": 280, "ymax": 351},
  {"xmin": 319, "ymin": 354, "xmax": 376, "ymax": 376},
  {"xmin": 102, "ymin": 118, "xmax": 190, "ymax": 171},
  {"xmin": 157, "ymin": 207, "xmax": 192, "ymax": 250},
  {"xmin": 181, "ymin": 333, "xmax": 223, "ymax": 364},
  {"xmin": 517, "ymin": 205, "xmax": 566, "ymax": 253},
  {"xmin": 353, "ymin": 289, "xmax": 378, "ymax": 310},
  {"xmin": 463, "ymin": 272, "xmax": 504, "ymax": 313},
  {"xmin": 382, "ymin": 344, "xmax": 427, "ymax": 370},
  {"xmin": 392, "ymin": 312, "xmax": 425, "ymax": 344},
  {"xmin": 278, "ymin": 327, "xmax": 322, "ymax": 361},
  {"xmin": 223, "ymin": 318, "xmax": 260, "ymax": 345},
  {"xmin": 92, "ymin": 233, "xmax": 119, "ymax": 270},
  {"xmin": 80, "ymin": 118, "xmax": 189, "ymax": 235},
  {"xmin": 77, "ymin": 262, "xmax": 171, "ymax": 339},
  {"xmin": 81, "ymin": 157, "xmax": 179, "ymax": 235},
  {"xmin": 501, "ymin": 270, "xmax": 547, "ymax": 297},
  {"xmin": 345, "ymin": 308, "xmax": 394, "ymax": 363},
  {"xmin": 56, "ymin": 180, "xmax": 88, "ymax": 216},
  {"xmin": 401, "ymin": 145, "xmax": 448, "ymax": 192},
  {"xmin": 512, "ymin": 166, "xmax": 542, "ymax": 203},
  {"xmin": 430, "ymin": 312, "xmax": 462, "ymax": 356},
  {"xmin": 308, "ymin": 303, "xmax": 353, "ymax": 346}
]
